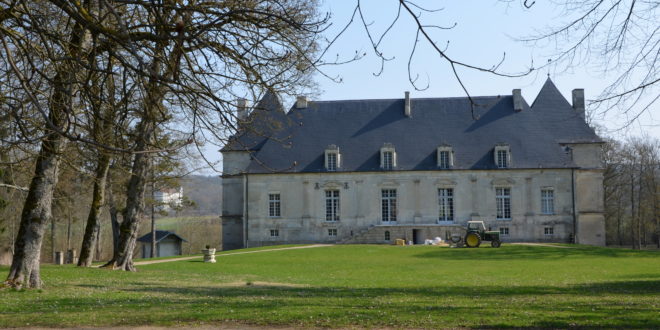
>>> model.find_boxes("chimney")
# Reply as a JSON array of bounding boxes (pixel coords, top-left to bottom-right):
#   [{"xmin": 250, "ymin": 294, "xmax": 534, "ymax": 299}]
[
  {"xmin": 237, "ymin": 98, "xmax": 249, "ymax": 121},
  {"xmin": 404, "ymin": 91, "xmax": 411, "ymax": 117},
  {"xmin": 512, "ymin": 89, "xmax": 523, "ymax": 112},
  {"xmin": 296, "ymin": 95, "xmax": 308, "ymax": 109},
  {"xmin": 572, "ymin": 89, "xmax": 585, "ymax": 119}
]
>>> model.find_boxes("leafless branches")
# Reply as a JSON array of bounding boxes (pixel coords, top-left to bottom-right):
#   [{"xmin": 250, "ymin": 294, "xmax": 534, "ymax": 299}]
[{"xmin": 521, "ymin": 0, "xmax": 660, "ymax": 124}]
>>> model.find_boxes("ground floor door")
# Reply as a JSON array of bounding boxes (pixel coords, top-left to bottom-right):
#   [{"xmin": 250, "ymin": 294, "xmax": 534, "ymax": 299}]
[{"xmin": 412, "ymin": 229, "xmax": 424, "ymax": 245}]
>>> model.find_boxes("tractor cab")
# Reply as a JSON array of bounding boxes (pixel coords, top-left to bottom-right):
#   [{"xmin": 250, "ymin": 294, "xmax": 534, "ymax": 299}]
[{"xmin": 467, "ymin": 221, "xmax": 486, "ymax": 231}]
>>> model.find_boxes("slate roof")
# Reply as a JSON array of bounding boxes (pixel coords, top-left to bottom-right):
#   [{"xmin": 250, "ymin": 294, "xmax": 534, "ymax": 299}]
[
  {"xmin": 137, "ymin": 230, "xmax": 187, "ymax": 243},
  {"xmin": 223, "ymin": 78, "xmax": 602, "ymax": 173},
  {"xmin": 222, "ymin": 91, "xmax": 288, "ymax": 152}
]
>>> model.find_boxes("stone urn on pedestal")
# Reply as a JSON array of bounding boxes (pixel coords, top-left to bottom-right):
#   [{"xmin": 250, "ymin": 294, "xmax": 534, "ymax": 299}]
[{"xmin": 202, "ymin": 245, "xmax": 216, "ymax": 263}]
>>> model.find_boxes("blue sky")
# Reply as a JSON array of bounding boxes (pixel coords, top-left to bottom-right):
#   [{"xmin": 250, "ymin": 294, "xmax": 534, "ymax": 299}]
[{"xmin": 313, "ymin": 0, "xmax": 659, "ymax": 139}]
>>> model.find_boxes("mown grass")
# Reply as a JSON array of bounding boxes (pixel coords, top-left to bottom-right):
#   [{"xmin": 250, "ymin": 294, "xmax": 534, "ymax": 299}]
[
  {"xmin": 1, "ymin": 244, "xmax": 658, "ymax": 328},
  {"xmin": 154, "ymin": 215, "xmax": 218, "ymax": 231}
]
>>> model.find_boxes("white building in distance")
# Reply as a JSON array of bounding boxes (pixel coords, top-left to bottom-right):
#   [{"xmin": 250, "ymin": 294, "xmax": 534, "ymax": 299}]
[{"xmin": 154, "ymin": 187, "xmax": 183, "ymax": 212}]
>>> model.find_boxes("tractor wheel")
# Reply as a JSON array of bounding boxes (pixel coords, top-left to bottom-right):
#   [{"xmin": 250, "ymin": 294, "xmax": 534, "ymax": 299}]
[
  {"xmin": 465, "ymin": 233, "xmax": 481, "ymax": 248},
  {"xmin": 491, "ymin": 240, "xmax": 501, "ymax": 248}
]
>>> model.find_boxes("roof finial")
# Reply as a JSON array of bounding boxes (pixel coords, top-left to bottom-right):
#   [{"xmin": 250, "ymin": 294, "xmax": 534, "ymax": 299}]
[{"xmin": 547, "ymin": 59, "xmax": 552, "ymax": 78}]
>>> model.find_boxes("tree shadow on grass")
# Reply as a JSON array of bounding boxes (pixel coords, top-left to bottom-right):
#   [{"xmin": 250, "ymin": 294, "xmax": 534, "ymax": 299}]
[
  {"xmin": 54, "ymin": 280, "xmax": 660, "ymax": 328},
  {"xmin": 413, "ymin": 245, "xmax": 660, "ymax": 260},
  {"xmin": 123, "ymin": 279, "xmax": 660, "ymax": 298}
]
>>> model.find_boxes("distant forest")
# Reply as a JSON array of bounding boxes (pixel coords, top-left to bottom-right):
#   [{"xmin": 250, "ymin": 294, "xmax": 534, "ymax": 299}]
[{"xmin": 180, "ymin": 175, "xmax": 222, "ymax": 216}]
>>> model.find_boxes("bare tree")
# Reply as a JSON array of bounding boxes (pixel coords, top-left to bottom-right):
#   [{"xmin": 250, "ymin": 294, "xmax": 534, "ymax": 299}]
[
  {"xmin": 520, "ymin": 0, "xmax": 660, "ymax": 124},
  {"xmin": 2, "ymin": 0, "xmax": 92, "ymax": 288}
]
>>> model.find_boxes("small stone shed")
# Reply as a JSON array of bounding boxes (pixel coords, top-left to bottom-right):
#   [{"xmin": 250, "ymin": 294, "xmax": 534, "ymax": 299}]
[{"xmin": 138, "ymin": 230, "xmax": 187, "ymax": 258}]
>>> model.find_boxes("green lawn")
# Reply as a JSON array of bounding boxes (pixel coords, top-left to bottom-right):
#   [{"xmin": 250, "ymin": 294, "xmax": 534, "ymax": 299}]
[
  {"xmin": 154, "ymin": 215, "xmax": 218, "ymax": 231},
  {"xmin": 1, "ymin": 244, "xmax": 659, "ymax": 328}
]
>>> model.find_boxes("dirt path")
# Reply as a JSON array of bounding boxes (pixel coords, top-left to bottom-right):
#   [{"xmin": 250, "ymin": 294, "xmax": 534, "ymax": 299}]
[
  {"xmin": 133, "ymin": 244, "xmax": 333, "ymax": 266},
  {"xmin": 509, "ymin": 242, "xmax": 574, "ymax": 249}
]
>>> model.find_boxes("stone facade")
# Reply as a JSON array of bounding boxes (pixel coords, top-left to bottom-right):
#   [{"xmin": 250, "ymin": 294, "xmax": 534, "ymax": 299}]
[
  {"xmin": 220, "ymin": 80, "xmax": 606, "ymax": 249},
  {"xmin": 223, "ymin": 166, "xmax": 605, "ymax": 248}
]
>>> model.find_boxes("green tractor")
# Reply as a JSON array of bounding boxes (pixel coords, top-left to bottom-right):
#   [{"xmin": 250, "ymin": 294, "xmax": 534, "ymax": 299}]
[{"xmin": 465, "ymin": 221, "xmax": 501, "ymax": 248}]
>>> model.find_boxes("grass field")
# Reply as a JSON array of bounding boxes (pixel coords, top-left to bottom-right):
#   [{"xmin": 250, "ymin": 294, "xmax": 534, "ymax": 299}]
[{"xmin": 1, "ymin": 244, "xmax": 659, "ymax": 328}]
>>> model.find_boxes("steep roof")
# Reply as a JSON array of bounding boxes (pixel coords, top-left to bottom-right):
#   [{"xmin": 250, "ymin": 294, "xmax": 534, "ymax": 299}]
[
  {"xmin": 225, "ymin": 79, "xmax": 602, "ymax": 173},
  {"xmin": 222, "ymin": 91, "xmax": 290, "ymax": 152},
  {"xmin": 137, "ymin": 230, "xmax": 187, "ymax": 243}
]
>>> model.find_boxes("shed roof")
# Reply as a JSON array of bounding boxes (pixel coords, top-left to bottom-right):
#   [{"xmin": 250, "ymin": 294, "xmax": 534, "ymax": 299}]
[{"xmin": 137, "ymin": 230, "xmax": 187, "ymax": 243}]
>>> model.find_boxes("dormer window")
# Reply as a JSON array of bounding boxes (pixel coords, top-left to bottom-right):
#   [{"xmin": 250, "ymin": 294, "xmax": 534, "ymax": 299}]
[
  {"xmin": 494, "ymin": 144, "xmax": 511, "ymax": 169},
  {"xmin": 380, "ymin": 143, "xmax": 397, "ymax": 170},
  {"xmin": 437, "ymin": 145, "xmax": 454, "ymax": 169},
  {"xmin": 325, "ymin": 145, "xmax": 341, "ymax": 171}
]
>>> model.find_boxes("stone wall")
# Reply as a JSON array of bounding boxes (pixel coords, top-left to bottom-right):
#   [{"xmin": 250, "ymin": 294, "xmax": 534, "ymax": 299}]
[{"xmin": 239, "ymin": 169, "xmax": 587, "ymax": 247}]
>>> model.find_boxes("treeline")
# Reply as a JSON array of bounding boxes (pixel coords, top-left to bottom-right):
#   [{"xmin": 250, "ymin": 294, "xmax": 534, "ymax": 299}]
[{"xmin": 603, "ymin": 137, "xmax": 660, "ymax": 248}]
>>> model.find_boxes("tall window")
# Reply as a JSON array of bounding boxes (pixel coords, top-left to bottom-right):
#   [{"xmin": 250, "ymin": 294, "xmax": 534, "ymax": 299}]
[
  {"xmin": 438, "ymin": 151, "xmax": 451, "ymax": 169},
  {"xmin": 384, "ymin": 231, "xmax": 391, "ymax": 241},
  {"xmin": 325, "ymin": 145, "xmax": 340, "ymax": 171},
  {"xmin": 541, "ymin": 189, "xmax": 554, "ymax": 214},
  {"xmin": 268, "ymin": 193, "xmax": 281, "ymax": 217},
  {"xmin": 325, "ymin": 190, "xmax": 340, "ymax": 221},
  {"xmin": 382, "ymin": 151, "xmax": 394, "ymax": 170},
  {"xmin": 437, "ymin": 145, "xmax": 453, "ymax": 168},
  {"xmin": 438, "ymin": 188, "xmax": 454, "ymax": 222},
  {"xmin": 326, "ymin": 153, "xmax": 338, "ymax": 171},
  {"xmin": 381, "ymin": 189, "xmax": 397, "ymax": 222},
  {"xmin": 496, "ymin": 188, "xmax": 511, "ymax": 220},
  {"xmin": 496, "ymin": 150, "xmax": 509, "ymax": 168}
]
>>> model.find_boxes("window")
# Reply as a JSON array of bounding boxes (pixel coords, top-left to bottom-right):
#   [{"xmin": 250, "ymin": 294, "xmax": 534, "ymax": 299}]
[
  {"xmin": 270, "ymin": 229, "xmax": 279, "ymax": 237},
  {"xmin": 380, "ymin": 144, "xmax": 397, "ymax": 170},
  {"xmin": 384, "ymin": 231, "xmax": 390, "ymax": 241},
  {"xmin": 325, "ymin": 190, "xmax": 340, "ymax": 221},
  {"xmin": 438, "ymin": 151, "xmax": 451, "ymax": 169},
  {"xmin": 437, "ymin": 145, "xmax": 453, "ymax": 168},
  {"xmin": 496, "ymin": 188, "xmax": 511, "ymax": 220},
  {"xmin": 438, "ymin": 188, "xmax": 454, "ymax": 222},
  {"xmin": 383, "ymin": 151, "xmax": 394, "ymax": 169},
  {"xmin": 327, "ymin": 153, "xmax": 337, "ymax": 171},
  {"xmin": 328, "ymin": 228, "xmax": 337, "ymax": 237},
  {"xmin": 268, "ymin": 193, "xmax": 281, "ymax": 217},
  {"xmin": 499, "ymin": 227, "xmax": 509, "ymax": 236},
  {"xmin": 325, "ymin": 145, "xmax": 341, "ymax": 171},
  {"xmin": 494, "ymin": 145, "xmax": 511, "ymax": 168},
  {"xmin": 544, "ymin": 227, "xmax": 554, "ymax": 236},
  {"xmin": 496, "ymin": 150, "xmax": 508, "ymax": 168},
  {"xmin": 541, "ymin": 189, "xmax": 554, "ymax": 214},
  {"xmin": 381, "ymin": 189, "xmax": 397, "ymax": 222}
]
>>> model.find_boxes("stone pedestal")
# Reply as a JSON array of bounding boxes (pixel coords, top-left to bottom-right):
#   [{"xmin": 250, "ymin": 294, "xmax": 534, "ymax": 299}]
[{"xmin": 202, "ymin": 248, "xmax": 216, "ymax": 263}]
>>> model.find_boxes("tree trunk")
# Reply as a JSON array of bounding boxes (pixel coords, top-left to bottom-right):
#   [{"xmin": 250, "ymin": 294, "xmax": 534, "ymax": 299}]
[
  {"xmin": 108, "ymin": 188, "xmax": 121, "ymax": 257},
  {"xmin": 77, "ymin": 154, "xmax": 111, "ymax": 267},
  {"xmin": 631, "ymin": 169, "xmax": 637, "ymax": 249},
  {"xmin": 5, "ymin": 132, "xmax": 67, "ymax": 288},
  {"xmin": 636, "ymin": 163, "xmax": 643, "ymax": 249},
  {"xmin": 103, "ymin": 133, "xmax": 153, "ymax": 271},
  {"xmin": 150, "ymin": 176, "xmax": 156, "ymax": 258}
]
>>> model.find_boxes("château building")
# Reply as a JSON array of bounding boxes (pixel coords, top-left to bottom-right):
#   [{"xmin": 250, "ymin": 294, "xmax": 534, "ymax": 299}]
[{"xmin": 220, "ymin": 79, "xmax": 605, "ymax": 250}]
